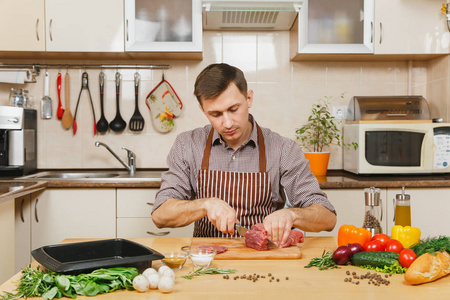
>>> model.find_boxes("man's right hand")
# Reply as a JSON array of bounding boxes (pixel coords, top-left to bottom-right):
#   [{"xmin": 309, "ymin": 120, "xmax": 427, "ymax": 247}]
[{"xmin": 202, "ymin": 197, "xmax": 238, "ymax": 235}]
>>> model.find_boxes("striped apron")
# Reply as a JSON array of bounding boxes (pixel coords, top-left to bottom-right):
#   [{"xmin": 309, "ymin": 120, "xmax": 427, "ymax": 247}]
[{"xmin": 194, "ymin": 123, "xmax": 273, "ymax": 237}]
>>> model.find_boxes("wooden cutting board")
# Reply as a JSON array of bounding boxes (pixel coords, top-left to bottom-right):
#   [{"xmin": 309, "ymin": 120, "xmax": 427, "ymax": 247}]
[{"xmin": 190, "ymin": 237, "xmax": 302, "ymax": 260}]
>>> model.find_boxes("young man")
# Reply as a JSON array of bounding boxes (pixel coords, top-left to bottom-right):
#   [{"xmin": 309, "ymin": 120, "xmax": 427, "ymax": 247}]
[{"xmin": 152, "ymin": 63, "xmax": 336, "ymax": 246}]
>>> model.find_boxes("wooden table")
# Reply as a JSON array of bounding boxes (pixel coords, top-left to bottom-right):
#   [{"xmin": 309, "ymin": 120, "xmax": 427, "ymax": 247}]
[{"xmin": 1, "ymin": 237, "xmax": 449, "ymax": 300}]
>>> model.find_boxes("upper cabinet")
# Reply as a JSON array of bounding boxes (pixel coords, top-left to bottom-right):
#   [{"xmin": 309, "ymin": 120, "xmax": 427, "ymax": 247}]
[
  {"xmin": 0, "ymin": 0, "xmax": 45, "ymax": 51},
  {"xmin": 291, "ymin": 0, "xmax": 450, "ymax": 60},
  {"xmin": 292, "ymin": 0, "xmax": 374, "ymax": 54},
  {"xmin": 124, "ymin": 0, "xmax": 202, "ymax": 52},
  {"xmin": 45, "ymin": 0, "xmax": 124, "ymax": 52},
  {"xmin": 374, "ymin": 0, "xmax": 449, "ymax": 55}
]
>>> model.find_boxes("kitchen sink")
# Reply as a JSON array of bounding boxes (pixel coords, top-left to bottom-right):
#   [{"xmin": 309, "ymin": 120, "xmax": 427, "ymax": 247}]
[{"xmin": 17, "ymin": 171, "xmax": 163, "ymax": 182}]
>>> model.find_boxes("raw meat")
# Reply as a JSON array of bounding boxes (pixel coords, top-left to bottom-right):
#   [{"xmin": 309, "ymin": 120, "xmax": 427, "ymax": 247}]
[
  {"xmin": 245, "ymin": 223, "xmax": 304, "ymax": 250},
  {"xmin": 197, "ymin": 245, "xmax": 228, "ymax": 254},
  {"xmin": 244, "ymin": 230, "xmax": 269, "ymax": 251}
]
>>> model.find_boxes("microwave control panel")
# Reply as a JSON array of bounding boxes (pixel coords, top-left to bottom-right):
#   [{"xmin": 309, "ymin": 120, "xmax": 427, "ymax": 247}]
[{"xmin": 433, "ymin": 126, "xmax": 450, "ymax": 169}]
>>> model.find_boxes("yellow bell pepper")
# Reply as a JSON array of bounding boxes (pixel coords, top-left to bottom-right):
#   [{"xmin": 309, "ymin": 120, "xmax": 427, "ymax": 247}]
[{"xmin": 391, "ymin": 225, "xmax": 421, "ymax": 248}]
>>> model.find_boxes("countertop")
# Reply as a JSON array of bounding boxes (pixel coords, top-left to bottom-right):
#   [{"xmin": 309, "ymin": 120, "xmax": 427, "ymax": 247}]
[
  {"xmin": 0, "ymin": 180, "xmax": 46, "ymax": 204},
  {"xmin": 1, "ymin": 237, "xmax": 449, "ymax": 299}
]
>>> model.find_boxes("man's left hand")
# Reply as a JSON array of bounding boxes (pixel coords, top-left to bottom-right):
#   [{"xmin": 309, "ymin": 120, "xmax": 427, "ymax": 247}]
[{"xmin": 263, "ymin": 209, "xmax": 295, "ymax": 247}]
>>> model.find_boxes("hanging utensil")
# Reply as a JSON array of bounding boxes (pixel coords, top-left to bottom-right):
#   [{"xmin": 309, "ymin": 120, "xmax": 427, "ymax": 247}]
[
  {"xmin": 72, "ymin": 72, "xmax": 97, "ymax": 135},
  {"xmin": 56, "ymin": 73, "xmax": 64, "ymax": 119},
  {"xmin": 61, "ymin": 72, "xmax": 73, "ymax": 129},
  {"xmin": 109, "ymin": 72, "xmax": 126, "ymax": 132},
  {"xmin": 96, "ymin": 71, "xmax": 109, "ymax": 133},
  {"xmin": 41, "ymin": 71, "xmax": 52, "ymax": 119},
  {"xmin": 128, "ymin": 72, "xmax": 145, "ymax": 131}
]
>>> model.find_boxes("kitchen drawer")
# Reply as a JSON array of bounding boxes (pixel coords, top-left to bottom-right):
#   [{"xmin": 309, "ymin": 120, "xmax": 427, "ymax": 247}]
[
  {"xmin": 117, "ymin": 218, "xmax": 194, "ymax": 238},
  {"xmin": 117, "ymin": 188, "xmax": 157, "ymax": 218}
]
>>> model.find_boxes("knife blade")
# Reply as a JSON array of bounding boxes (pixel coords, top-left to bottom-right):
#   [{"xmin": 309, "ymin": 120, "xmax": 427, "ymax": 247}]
[{"xmin": 234, "ymin": 224, "xmax": 279, "ymax": 248}]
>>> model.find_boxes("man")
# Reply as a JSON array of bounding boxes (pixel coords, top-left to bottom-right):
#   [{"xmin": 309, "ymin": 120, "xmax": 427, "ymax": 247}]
[{"xmin": 152, "ymin": 63, "xmax": 336, "ymax": 246}]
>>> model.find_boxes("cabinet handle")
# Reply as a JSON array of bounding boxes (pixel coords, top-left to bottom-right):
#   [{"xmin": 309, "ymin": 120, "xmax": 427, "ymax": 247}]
[
  {"xmin": 126, "ymin": 19, "xmax": 129, "ymax": 42},
  {"xmin": 147, "ymin": 231, "xmax": 170, "ymax": 236},
  {"xmin": 34, "ymin": 198, "xmax": 39, "ymax": 223},
  {"xmin": 20, "ymin": 198, "xmax": 25, "ymax": 223},
  {"xmin": 35, "ymin": 19, "xmax": 40, "ymax": 41},
  {"xmin": 379, "ymin": 22, "xmax": 382, "ymax": 44},
  {"xmin": 146, "ymin": 202, "xmax": 153, "ymax": 206},
  {"xmin": 370, "ymin": 21, "xmax": 373, "ymax": 43},
  {"xmin": 49, "ymin": 19, "xmax": 53, "ymax": 41}
]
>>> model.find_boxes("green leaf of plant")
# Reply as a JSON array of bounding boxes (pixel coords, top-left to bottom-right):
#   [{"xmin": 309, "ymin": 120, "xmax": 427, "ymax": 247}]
[
  {"xmin": 55, "ymin": 276, "xmax": 71, "ymax": 292},
  {"xmin": 42, "ymin": 287, "xmax": 59, "ymax": 300}
]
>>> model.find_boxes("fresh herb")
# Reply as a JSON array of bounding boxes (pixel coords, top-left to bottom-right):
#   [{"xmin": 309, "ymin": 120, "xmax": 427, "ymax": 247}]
[
  {"xmin": 410, "ymin": 236, "xmax": 450, "ymax": 257},
  {"xmin": 0, "ymin": 267, "xmax": 139, "ymax": 300},
  {"xmin": 358, "ymin": 262, "xmax": 407, "ymax": 274},
  {"xmin": 182, "ymin": 267, "xmax": 237, "ymax": 280},
  {"xmin": 304, "ymin": 250, "xmax": 339, "ymax": 270}
]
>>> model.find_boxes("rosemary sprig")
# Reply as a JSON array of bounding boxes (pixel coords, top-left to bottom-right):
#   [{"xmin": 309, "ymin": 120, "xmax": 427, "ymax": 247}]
[
  {"xmin": 182, "ymin": 267, "xmax": 237, "ymax": 280},
  {"xmin": 304, "ymin": 250, "xmax": 339, "ymax": 270}
]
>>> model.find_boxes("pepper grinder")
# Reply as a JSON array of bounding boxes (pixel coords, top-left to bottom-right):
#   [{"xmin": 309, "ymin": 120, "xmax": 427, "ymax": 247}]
[
  {"xmin": 363, "ymin": 187, "xmax": 383, "ymax": 235},
  {"xmin": 393, "ymin": 185, "xmax": 411, "ymax": 226}
]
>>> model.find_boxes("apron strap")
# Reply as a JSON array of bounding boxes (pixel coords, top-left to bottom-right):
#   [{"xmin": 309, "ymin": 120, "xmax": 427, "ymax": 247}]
[{"xmin": 201, "ymin": 123, "xmax": 266, "ymax": 172}]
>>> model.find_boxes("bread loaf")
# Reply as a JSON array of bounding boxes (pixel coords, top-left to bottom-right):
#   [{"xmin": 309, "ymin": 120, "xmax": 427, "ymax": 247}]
[{"xmin": 404, "ymin": 251, "xmax": 450, "ymax": 285}]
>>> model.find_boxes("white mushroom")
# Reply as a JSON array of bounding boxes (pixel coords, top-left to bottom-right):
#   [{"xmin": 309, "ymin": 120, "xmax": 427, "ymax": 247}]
[
  {"xmin": 142, "ymin": 267, "xmax": 157, "ymax": 278},
  {"xmin": 161, "ymin": 267, "xmax": 175, "ymax": 279},
  {"xmin": 147, "ymin": 273, "xmax": 160, "ymax": 290},
  {"xmin": 158, "ymin": 265, "xmax": 171, "ymax": 276},
  {"xmin": 158, "ymin": 276, "xmax": 174, "ymax": 293},
  {"xmin": 132, "ymin": 275, "xmax": 149, "ymax": 293}
]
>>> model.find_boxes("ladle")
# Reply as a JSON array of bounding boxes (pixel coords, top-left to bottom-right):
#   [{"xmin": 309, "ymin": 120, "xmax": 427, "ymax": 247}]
[
  {"xmin": 96, "ymin": 72, "xmax": 109, "ymax": 133},
  {"xmin": 109, "ymin": 72, "xmax": 126, "ymax": 132}
]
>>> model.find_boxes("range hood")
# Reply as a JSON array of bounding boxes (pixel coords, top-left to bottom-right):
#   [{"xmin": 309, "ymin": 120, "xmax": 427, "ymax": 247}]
[{"xmin": 202, "ymin": 0, "xmax": 301, "ymax": 30}]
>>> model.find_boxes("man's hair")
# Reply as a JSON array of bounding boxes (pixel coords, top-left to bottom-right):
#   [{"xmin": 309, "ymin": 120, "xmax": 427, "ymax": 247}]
[{"xmin": 194, "ymin": 63, "xmax": 247, "ymax": 105}]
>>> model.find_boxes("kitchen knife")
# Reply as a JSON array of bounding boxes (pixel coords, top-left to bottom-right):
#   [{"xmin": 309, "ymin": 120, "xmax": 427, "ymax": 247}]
[{"xmin": 234, "ymin": 224, "xmax": 279, "ymax": 248}]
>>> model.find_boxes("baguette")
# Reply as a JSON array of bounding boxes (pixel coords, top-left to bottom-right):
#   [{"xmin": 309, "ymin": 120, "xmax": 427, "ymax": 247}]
[{"xmin": 404, "ymin": 251, "xmax": 450, "ymax": 285}]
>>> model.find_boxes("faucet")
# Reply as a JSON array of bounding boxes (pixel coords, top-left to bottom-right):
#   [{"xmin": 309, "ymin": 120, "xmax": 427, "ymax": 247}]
[{"xmin": 95, "ymin": 141, "xmax": 136, "ymax": 175}]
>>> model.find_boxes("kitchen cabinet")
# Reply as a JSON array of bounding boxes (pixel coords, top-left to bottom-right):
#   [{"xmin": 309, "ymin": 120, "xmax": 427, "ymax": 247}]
[
  {"xmin": 116, "ymin": 188, "xmax": 194, "ymax": 238},
  {"xmin": 124, "ymin": 0, "xmax": 202, "ymax": 52},
  {"xmin": 44, "ymin": 0, "xmax": 124, "ymax": 52},
  {"xmin": 31, "ymin": 188, "xmax": 116, "ymax": 250},
  {"xmin": 0, "ymin": 199, "xmax": 15, "ymax": 285},
  {"xmin": 14, "ymin": 195, "xmax": 32, "ymax": 273},
  {"xmin": 386, "ymin": 188, "xmax": 450, "ymax": 238},
  {"xmin": 0, "ymin": 0, "xmax": 45, "ymax": 51},
  {"xmin": 374, "ymin": 0, "xmax": 449, "ymax": 55},
  {"xmin": 307, "ymin": 189, "xmax": 388, "ymax": 237},
  {"xmin": 291, "ymin": 0, "xmax": 375, "ymax": 55}
]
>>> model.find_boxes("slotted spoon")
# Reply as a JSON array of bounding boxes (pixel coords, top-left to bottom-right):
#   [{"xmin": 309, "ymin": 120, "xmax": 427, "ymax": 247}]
[{"xmin": 128, "ymin": 72, "xmax": 145, "ymax": 131}]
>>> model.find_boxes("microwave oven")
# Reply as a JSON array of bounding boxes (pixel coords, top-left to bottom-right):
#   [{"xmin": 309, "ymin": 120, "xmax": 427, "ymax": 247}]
[{"xmin": 343, "ymin": 123, "xmax": 450, "ymax": 174}]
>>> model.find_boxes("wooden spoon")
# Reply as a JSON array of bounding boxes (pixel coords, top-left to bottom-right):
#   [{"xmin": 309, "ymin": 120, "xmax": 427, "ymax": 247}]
[{"xmin": 61, "ymin": 72, "xmax": 73, "ymax": 130}]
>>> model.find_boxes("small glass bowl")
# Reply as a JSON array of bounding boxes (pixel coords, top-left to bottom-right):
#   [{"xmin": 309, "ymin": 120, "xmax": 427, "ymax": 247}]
[
  {"xmin": 161, "ymin": 252, "xmax": 188, "ymax": 271},
  {"xmin": 189, "ymin": 249, "xmax": 216, "ymax": 268}
]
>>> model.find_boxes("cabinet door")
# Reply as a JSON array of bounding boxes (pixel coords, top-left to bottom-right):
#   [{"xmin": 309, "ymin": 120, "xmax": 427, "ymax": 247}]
[
  {"xmin": 31, "ymin": 189, "xmax": 116, "ymax": 250},
  {"xmin": 117, "ymin": 188, "xmax": 194, "ymax": 238},
  {"xmin": 375, "ymin": 0, "xmax": 449, "ymax": 54},
  {"xmin": 45, "ymin": 0, "xmax": 124, "ymax": 52},
  {"xmin": 308, "ymin": 189, "xmax": 388, "ymax": 237},
  {"xmin": 0, "ymin": 200, "xmax": 15, "ymax": 284},
  {"xmin": 0, "ymin": 0, "xmax": 45, "ymax": 51},
  {"xmin": 295, "ymin": 0, "xmax": 374, "ymax": 54},
  {"xmin": 387, "ymin": 188, "xmax": 450, "ymax": 238},
  {"xmin": 124, "ymin": 0, "xmax": 202, "ymax": 52},
  {"xmin": 15, "ymin": 196, "xmax": 32, "ymax": 272}
]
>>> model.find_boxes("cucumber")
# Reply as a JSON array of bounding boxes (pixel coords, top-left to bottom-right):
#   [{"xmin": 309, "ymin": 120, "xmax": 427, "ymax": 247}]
[{"xmin": 351, "ymin": 251, "xmax": 399, "ymax": 268}]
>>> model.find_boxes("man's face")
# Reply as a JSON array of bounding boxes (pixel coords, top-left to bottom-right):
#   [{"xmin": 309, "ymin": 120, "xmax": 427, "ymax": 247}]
[{"xmin": 199, "ymin": 82, "xmax": 253, "ymax": 149}]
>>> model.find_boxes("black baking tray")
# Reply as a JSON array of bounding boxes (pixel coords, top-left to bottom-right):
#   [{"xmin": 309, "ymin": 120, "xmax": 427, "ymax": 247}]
[{"xmin": 31, "ymin": 238, "xmax": 164, "ymax": 274}]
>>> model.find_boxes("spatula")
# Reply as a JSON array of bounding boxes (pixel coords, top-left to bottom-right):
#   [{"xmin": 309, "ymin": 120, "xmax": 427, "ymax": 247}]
[
  {"xmin": 128, "ymin": 72, "xmax": 145, "ymax": 131},
  {"xmin": 61, "ymin": 72, "xmax": 73, "ymax": 129}
]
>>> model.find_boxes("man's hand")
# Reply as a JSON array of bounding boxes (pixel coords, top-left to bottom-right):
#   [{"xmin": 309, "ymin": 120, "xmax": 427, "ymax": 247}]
[
  {"xmin": 203, "ymin": 197, "xmax": 238, "ymax": 235},
  {"xmin": 263, "ymin": 209, "xmax": 295, "ymax": 246}
]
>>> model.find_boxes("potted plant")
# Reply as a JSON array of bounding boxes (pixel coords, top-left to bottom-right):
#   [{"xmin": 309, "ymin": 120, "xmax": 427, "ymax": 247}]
[{"xmin": 295, "ymin": 95, "xmax": 357, "ymax": 177}]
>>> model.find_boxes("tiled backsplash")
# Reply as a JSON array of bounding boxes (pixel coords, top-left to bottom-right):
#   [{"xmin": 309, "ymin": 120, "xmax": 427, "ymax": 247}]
[{"xmin": 0, "ymin": 31, "xmax": 447, "ymax": 170}]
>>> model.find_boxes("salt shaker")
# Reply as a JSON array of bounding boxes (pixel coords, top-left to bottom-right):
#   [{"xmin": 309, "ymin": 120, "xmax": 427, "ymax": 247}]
[
  {"xmin": 393, "ymin": 185, "xmax": 411, "ymax": 226},
  {"xmin": 363, "ymin": 187, "xmax": 383, "ymax": 235}
]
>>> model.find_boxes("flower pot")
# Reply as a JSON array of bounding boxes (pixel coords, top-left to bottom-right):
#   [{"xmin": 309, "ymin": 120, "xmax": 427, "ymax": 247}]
[{"xmin": 304, "ymin": 152, "xmax": 330, "ymax": 177}]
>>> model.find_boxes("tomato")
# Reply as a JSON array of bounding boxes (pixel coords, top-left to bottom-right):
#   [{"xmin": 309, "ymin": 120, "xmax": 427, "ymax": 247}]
[
  {"xmin": 370, "ymin": 234, "xmax": 390, "ymax": 246},
  {"xmin": 399, "ymin": 249, "xmax": 418, "ymax": 268},
  {"xmin": 363, "ymin": 240, "xmax": 384, "ymax": 251},
  {"xmin": 384, "ymin": 239, "xmax": 404, "ymax": 253}
]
